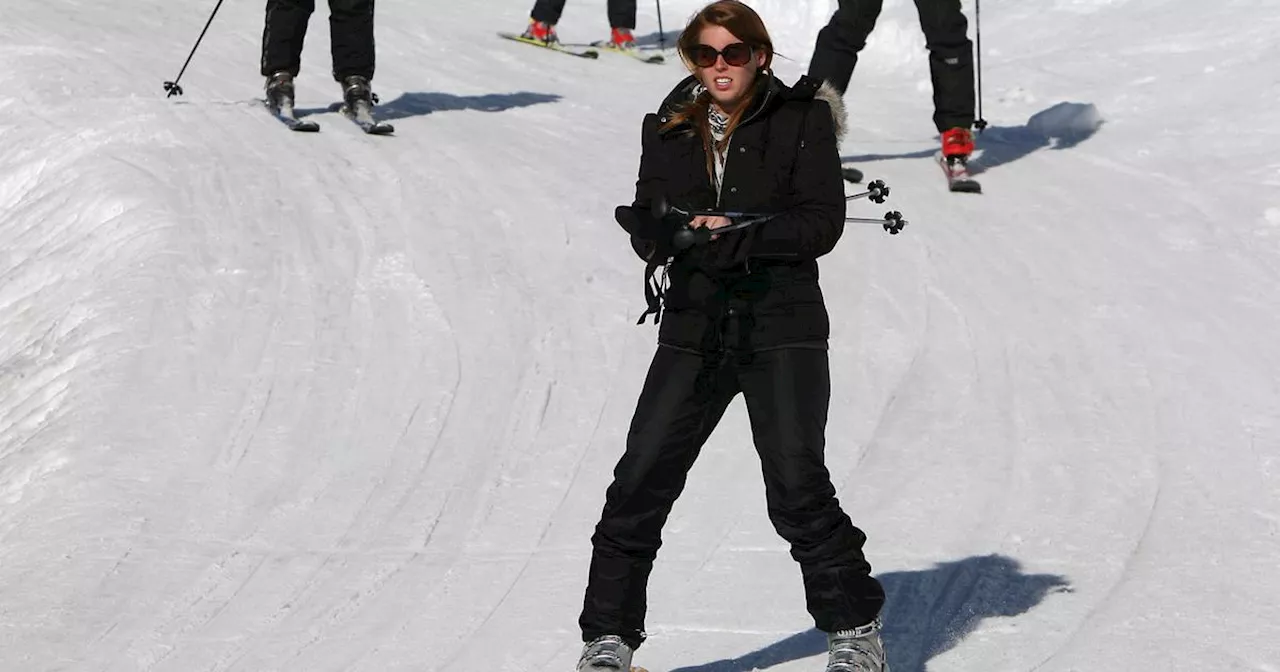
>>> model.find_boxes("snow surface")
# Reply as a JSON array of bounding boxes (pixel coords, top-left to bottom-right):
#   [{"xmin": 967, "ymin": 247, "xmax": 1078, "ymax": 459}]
[{"xmin": 2, "ymin": 0, "xmax": 1279, "ymax": 670}]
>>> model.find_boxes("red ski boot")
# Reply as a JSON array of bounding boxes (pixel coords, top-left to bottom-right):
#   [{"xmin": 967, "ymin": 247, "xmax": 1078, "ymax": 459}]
[
  {"xmin": 521, "ymin": 19, "xmax": 559, "ymax": 46},
  {"xmin": 938, "ymin": 127, "xmax": 981, "ymax": 193},
  {"xmin": 606, "ymin": 26, "xmax": 636, "ymax": 50},
  {"xmin": 941, "ymin": 127, "xmax": 975, "ymax": 159}
]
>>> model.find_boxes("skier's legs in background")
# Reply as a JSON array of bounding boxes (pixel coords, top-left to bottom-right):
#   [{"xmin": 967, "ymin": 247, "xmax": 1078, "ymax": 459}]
[
  {"xmin": 524, "ymin": 0, "xmax": 637, "ymax": 46},
  {"xmin": 608, "ymin": 0, "xmax": 637, "ymax": 30},
  {"xmin": 579, "ymin": 347, "xmax": 738, "ymax": 649},
  {"xmin": 260, "ymin": 0, "xmax": 316, "ymax": 78},
  {"xmin": 807, "ymin": 0, "xmax": 884, "ymax": 94},
  {"xmin": 737, "ymin": 348, "xmax": 886, "ymax": 631},
  {"xmin": 529, "ymin": 0, "xmax": 634, "ymax": 29},
  {"xmin": 913, "ymin": 0, "xmax": 976, "ymax": 155},
  {"xmin": 530, "ymin": 0, "xmax": 569, "ymax": 25},
  {"xmin": 605, "ymin": 0, "xmax": 638, "ymax": 46},
  {"xmin": 328, "ymin": 0, "xmax": 375, "ymax": 82},
  {"xmin": 524, "ymin": 0, "xmax": 567, "ymax": 43}
]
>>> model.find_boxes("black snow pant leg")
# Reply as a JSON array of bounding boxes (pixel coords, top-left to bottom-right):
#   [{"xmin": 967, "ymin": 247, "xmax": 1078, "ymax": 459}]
[
  {"xmin": 261, "ymin": 0, "xmax": 315, "ymax": 78},
  {"xmin": 913, "ymin": 0, "xmax": 975, "ymax": 132},
  {"xmin": 739, "ymin": 348, "xmax": 885, "ymax": 631},
  {"xmin": 608, "ymin": 0, "xmax": 638, "ymax": 30},
  {"xmin": 579, "ymin": 346, "xmax": 739, "ymax": 649},
  {"xmin": 807, "ymin": 0, "xmax": 883, "ymax": 95},
  {"xmin": 329, "ymin": 0, "xmax": 375, "ymax": 81},
  {"xmin": 530, "ymin": 0, "xmax": 568, "ymax": 25}
]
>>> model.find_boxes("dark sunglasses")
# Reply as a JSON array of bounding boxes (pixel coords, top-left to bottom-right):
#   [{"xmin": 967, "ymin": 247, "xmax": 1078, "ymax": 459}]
[{"xmin": 686, "ymin": 42, "xmax": 753, "ymax": 68}]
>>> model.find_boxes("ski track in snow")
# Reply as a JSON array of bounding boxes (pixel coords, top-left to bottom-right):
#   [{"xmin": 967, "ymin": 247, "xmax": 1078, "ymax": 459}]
[{"xmin": 2, "ymin": 0, "xmax": 1280, "ymax": 671}]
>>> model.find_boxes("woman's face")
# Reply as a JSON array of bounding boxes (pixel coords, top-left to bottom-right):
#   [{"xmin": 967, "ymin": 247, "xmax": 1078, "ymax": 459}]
[{"xmin": 689, "ymin": 25, "xmax": 767, "ymax": 113}]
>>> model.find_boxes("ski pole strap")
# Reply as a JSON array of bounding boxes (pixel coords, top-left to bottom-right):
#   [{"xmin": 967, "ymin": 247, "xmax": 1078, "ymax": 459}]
[{"xmin": 637, "ymin": 258, "xmax": 669, "ymax": 325}]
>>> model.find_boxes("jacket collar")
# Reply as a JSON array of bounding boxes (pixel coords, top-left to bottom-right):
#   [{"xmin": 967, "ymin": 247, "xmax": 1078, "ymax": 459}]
[
  {"xmin": 653, "ymin": 73, "xmax": 848, "ymax": 143},
  {"xmin": 654, "ymin": 72, "xmax": 781, "ymax": 136}
]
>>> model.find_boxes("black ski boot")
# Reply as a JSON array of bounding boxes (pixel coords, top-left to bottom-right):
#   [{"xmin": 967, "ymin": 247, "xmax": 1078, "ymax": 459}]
[
  {"xmin": 263, "ymin": 70, "xmax": 318, "ymax": 131},
  {"xmin": 341, "ymin": 75, "xmax": 373, "ymax": 108},
  {"xmin": 339, "ymin": 75, "xmax": 394, "ymax": 134},
  {"xmin": 265, "ymin": 70, "xmax": 296, "ymax": 112}
]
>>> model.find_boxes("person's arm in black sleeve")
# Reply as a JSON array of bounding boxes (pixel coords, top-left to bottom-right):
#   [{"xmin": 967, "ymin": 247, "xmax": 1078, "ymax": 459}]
[
  {"xmin": 625, "ymin": 113, "xmax": 670, "ymax": 261},
  {"xmin": 743, "ymin": 101, "xmax": 846, "ymax": 261}
]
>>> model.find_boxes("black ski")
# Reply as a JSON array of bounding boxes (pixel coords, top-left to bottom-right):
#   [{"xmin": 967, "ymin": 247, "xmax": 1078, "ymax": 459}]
[{"xmin": 937, "ymin": 153, "xmax": 981, "ymax": 193}]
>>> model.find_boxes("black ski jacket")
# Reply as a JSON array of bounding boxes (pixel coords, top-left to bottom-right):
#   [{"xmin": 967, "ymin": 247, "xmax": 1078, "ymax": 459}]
[{"xmin": 620, "ymin": 72, "xmax": 849, "ymax": 354}]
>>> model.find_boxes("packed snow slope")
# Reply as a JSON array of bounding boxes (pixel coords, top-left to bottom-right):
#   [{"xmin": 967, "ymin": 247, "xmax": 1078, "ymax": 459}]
[{"xmin": 2, "ymin": 0, "xmax": 1278, "ymax": 670}]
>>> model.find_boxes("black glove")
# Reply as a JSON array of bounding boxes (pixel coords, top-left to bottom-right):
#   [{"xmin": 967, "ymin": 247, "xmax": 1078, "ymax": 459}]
[
  {"xmin": 616, "ymin": 204, "xmax": 672, "ymax": 239},
  {"xmin": 615, "ymin": 204, "xmax": 710, "ymax": 253}
]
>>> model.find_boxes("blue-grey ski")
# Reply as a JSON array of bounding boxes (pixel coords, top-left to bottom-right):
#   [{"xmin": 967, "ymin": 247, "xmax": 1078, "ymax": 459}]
[
  {"xmin": 341, "ymin": 101, "xmax": 394, "ymax": 135},
  {"xmin": 263, "ymin": 99, "xmax": 319, "ymax": 132}
]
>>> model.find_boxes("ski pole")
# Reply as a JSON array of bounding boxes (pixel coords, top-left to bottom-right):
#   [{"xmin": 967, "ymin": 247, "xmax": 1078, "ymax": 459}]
[
  {"xmin": 845, "ymin": 179, "xmax": 890, "ymax": 203},
  {"xmin": 657, "ymin": 179, "xmax": 889, "ymax": 221},
  {"xmin": 655, "ymin": 0, "xmax": 666, "ymax": 50},
  {"xmin": 667, "ymin": 210, "xmax": 907, "ymax": 249},
  {"xmin": 655, "ymin": 180, "xmax": 907, "ymax": 249},
  {"xmin": 850, "ymin": 212, "xmax": 907, "ymax": 234},
  {"xmin": 671, "ymin": 218, "xmax": 763, "ymax": 249},
  {"xmin": 973, "ymin": 0, "xmax": 988, "ymax": 131},
  {"xmin": 671, "ymin": 210, "xmax": 905, "ymax": 248},
  {"xmin": 651, "ymin": 196, "xmax": 767, "ymax": 221},
  {"xmin": 163, "ymin": 0, "xmax": 227, "ymax": 97}
]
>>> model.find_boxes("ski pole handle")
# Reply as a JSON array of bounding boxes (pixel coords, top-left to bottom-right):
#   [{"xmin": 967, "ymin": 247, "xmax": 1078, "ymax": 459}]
[{"xmin": 656, "ymin": 201, "xmax": 770, "ymax": 221}]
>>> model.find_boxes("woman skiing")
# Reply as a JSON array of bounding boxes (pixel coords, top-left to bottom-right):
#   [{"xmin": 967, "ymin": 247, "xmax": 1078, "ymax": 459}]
[{"xmin": 577, "ymin": 2, "xmax": 889, "ymax": 671}]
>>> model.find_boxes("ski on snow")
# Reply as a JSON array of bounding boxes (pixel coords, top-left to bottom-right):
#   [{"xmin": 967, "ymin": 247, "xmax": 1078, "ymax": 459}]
[
  {"xmin": 263, "ymin": 100, "xmax": 320, "ymax": 132},
  {"xmin": 261, "ymin": 99, "xmax": 393, "ymax": 135},
  {"xmin": 341, "ymin": 100, "xmax": 395, "ymax": 135},
  {"xmin": 937, "ymin": 152, "xmax": 981, "ymax": 193},
  {"xmin": 498, "ymin": 32, "xmax": 667, "ymax": 63},
  {"xmin": 846, "ymin": 156, "xmax": 980, "ymax": 193},
  {"xmin": 585, "ymin": 42, "xmax": 666, "ymax": 64},
  {"xmin": 498, "ymin": 32, "xmax": 599, "ymax": 59}
]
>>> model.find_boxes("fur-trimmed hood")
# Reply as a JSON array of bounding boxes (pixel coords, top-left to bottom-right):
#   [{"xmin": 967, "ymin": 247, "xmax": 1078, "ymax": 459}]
[
  {"xmin": 654, "ymin": 72, "xmax": 848, "ymax": 143},
  {"xmin": 813, "ymin": 79, "xmax": 847, "ymax": 143}
]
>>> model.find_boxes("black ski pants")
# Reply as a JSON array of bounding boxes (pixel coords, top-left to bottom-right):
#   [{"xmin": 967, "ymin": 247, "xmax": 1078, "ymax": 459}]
[
  {"xmin": 260, "ymin": 0, "xmax": 375, "ymax": 81},
  {"xmin": 579, "ymin": 346, "xmax": 885, "ymax": 649},
  {"xmin": 809, "ymin": 0, "xmax": 975, "ymax": 132},
  {"xmin": 531, "ymin": 0, "xmax": 637, "ymax": 30}
]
